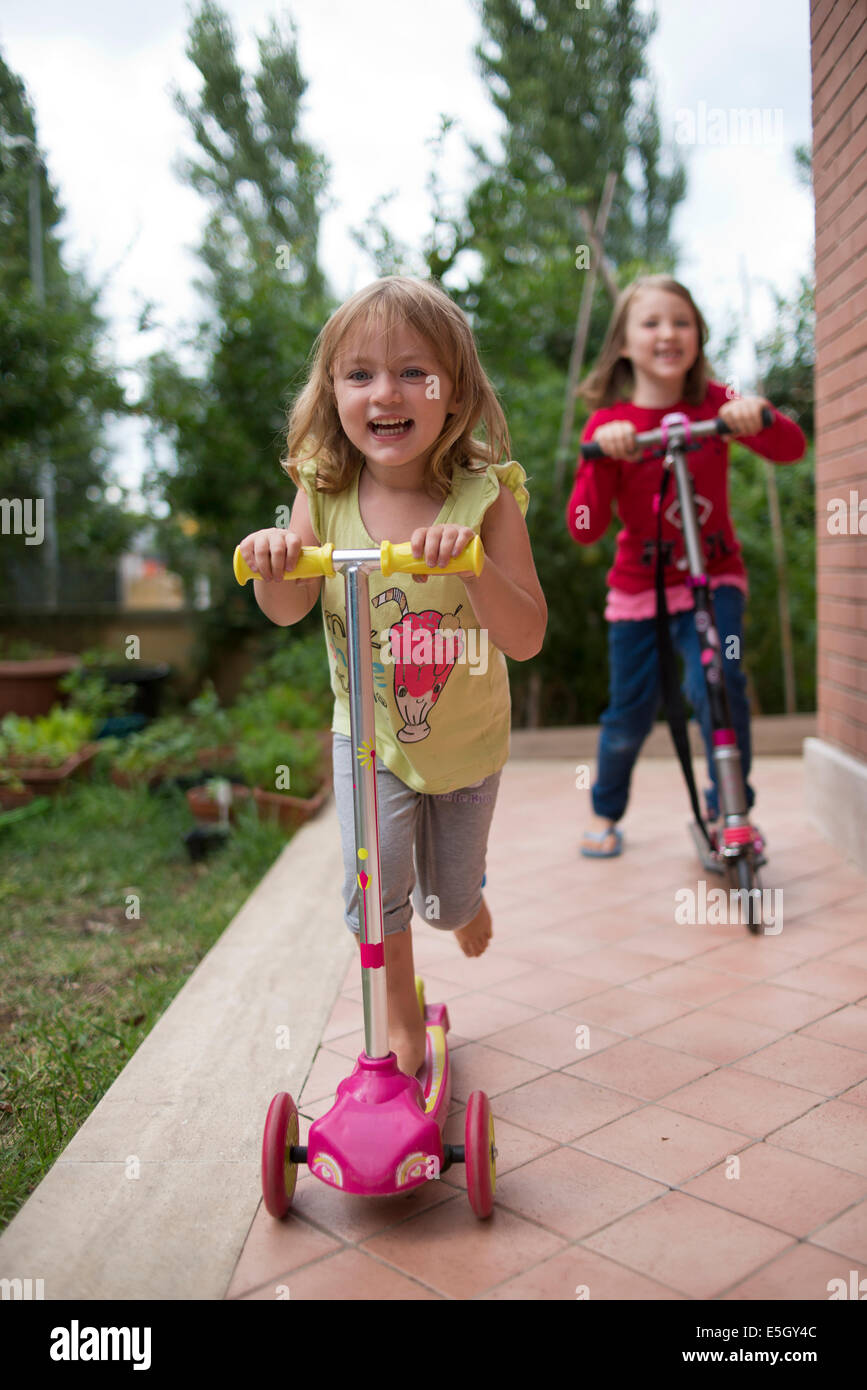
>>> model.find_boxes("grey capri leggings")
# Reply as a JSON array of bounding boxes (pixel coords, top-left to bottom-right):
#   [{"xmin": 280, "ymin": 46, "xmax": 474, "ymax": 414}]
[{"xmin": 332, "ymin": 732, "xmax": 501, "ymax": 936}]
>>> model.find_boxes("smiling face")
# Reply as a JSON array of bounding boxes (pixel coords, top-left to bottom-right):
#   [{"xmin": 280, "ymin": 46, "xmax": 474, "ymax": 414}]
[
  {"xmin": 331, "ymin": 320, "xmax": 460, "ymax": 484},
  {"xmin": 621, "ymin": 288, "xmax": 700, "ymax": 405}
]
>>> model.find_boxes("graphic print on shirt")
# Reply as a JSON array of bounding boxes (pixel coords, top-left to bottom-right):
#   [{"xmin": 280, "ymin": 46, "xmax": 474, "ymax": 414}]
[
  {"xmin": 372, "ymin": 587, "xmax": 465, "ymax": 744},
  {"xmin": 324, "ymin": 610, "xmax": 389, "ymax": 707},
  {"xmin": 641, "ymin": 486, "xmax": 716, "ymax": 573}
]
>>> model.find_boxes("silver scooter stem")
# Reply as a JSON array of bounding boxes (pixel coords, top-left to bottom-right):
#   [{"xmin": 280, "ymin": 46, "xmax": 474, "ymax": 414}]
[{"xmin": 343, "ymin": 561, "xmax": 390, "ymax": 1059}]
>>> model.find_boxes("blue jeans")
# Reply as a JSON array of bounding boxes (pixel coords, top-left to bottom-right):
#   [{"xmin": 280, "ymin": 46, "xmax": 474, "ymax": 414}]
[{"xmin": 592, "ymin": 586, "xmax": 754, "ymax": 823}]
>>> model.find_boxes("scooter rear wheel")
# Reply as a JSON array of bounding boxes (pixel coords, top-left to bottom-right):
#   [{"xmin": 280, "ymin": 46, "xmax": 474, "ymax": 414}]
[
  {"xmin": 262, "ymin": 1092, "xmax": 299, "ymax": 1218},
  {"xmin": 465, "ymin": 1091, "xmax": 496, "ymax": 1219}
]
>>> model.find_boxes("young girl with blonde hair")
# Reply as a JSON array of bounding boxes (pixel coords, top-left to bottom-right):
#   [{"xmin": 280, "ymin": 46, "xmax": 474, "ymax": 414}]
[{"xmin": 239, "ymin": 276, "xmax": 547, "ymax": 1075}]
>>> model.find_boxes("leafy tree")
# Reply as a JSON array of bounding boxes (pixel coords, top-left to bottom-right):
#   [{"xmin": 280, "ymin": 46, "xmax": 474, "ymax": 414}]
[
  {"xmin": 141, "ymin": 1, "xmax": 333, "ymax": 669},
  {"xmin": 0, "ymin": 50, "xmax": 129, "ymax": 609}
]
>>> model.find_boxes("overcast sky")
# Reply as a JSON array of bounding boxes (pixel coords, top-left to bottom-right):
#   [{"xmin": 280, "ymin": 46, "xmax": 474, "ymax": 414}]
[{"xmin": 0, "ymin": 0, "xmax": 814, "ymax": 502}]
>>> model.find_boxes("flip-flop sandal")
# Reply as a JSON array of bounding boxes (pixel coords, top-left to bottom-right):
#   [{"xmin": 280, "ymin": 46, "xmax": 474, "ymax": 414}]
[{"xmin": 580, "ymin": 827, "xmax": 623, "ymax": 859}]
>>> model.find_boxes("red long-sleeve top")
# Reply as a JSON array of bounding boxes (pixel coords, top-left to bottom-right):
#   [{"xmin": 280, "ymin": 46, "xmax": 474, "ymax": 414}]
[{"xmin": 566, "ymin": 381, "xmax": 807, "ymax": 599}]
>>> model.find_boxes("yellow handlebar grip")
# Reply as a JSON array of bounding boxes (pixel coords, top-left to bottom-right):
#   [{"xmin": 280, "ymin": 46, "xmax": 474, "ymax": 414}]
[
  {"xmin": 380, "ymin": 535, "xmax": 485, "ymax": 578},
  {"xmin": 233, "ymin": 543, "xmax": 335, "ymax": 585}
]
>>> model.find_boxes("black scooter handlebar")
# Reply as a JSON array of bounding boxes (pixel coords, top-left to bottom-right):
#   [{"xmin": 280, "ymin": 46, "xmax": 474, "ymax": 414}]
[{"xmin": 579, "ymin": 405, "xmax": 775, "ymax": 461}]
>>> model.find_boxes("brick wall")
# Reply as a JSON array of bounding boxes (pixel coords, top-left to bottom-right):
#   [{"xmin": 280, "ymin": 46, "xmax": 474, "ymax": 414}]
[{"xmin": 812, "ymin": 0, "xmax": 867, "ymax": 761}]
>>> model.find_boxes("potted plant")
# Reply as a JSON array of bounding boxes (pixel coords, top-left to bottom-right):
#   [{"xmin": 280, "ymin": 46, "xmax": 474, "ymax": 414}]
[
  {"xmin": 237, "ymin": 729, "xmax": 330, "ymax": 830},
  {"xmin": 111, "ymin": 683, "xmax": 237, "ymax": 788},
  {"xmin": 0, "ymin": 706, "xmax": 100, "ymax": 792},
  {"xmin": 0, "ymin": 766, "xmax": 33, "ymax": 811},
  {"xmin": 0, "ymin": 637, "xmax": 81, "ymax": 719}
]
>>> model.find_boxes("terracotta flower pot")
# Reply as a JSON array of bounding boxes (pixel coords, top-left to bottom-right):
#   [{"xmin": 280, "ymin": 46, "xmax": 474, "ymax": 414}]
[
  {"xmin": 10, "ymin": 743, "xmax": 99, "ymax": 793},
  {"xmin": 0, "ymin": 783, "xmax": 34, "ymax": 811},
  {"xmin": 185, "ymin": 783, "xmax": 251, "ymax": 823},
  {"xmin": 252, "ymin": 784, "xmax": 330, "ymax": 831},
  {"xmin": 0, "ymin": 654, "xmax": 81, "ymax": 718}
]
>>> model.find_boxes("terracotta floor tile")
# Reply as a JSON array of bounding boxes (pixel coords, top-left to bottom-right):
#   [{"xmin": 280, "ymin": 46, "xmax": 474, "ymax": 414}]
[
  {"xmin": 826, "ymin": 939, "xmax": 867, "ymax": 971},
  {"xmin": 440, "ymin": 1109, "xmax": 557, "ymax": 1185},
  {"xmin": 299, "ymin": 1047, "xmax": 356, "ymax": 1104},
  {"xmin": 720, "ymin": 1242, "xmax": 856, "ymax": 1301},
  {"xmin": 782, "ymin": 870, "xmax": 867, "ymax": 920},
  {"xmin": 709, "ymin": 983, "xmax": 838, "ymax": 1032},
  {"xmin": 617, "ymin": 924, "xmax": 729, "ymax": 963},
  {"xmin": 489, "ymin": 965, "xmax": 609, "ymax": 1011},
  {"xmin": 483, "ymin": 1245, "xmax": 683, "ymax": 1300},
  {"xmin": 632, "ymin": 962, "xmax": 746, "ymax": 1006},
  {"xmin": 551, "ymin": 904, "xmax": 657, "ymax": 944},
  {"xmin": 769, "ymin": 1099, "xmax": 867, "ymax": 1176},
  {"xmin": 445, "ymin": 991, "xmax": 540, "ymax": 1042},
  {"xmin": 360, "ymin": 1198, "xmax": 565, "ymax": 1299},
  {"xmin": 283, "ymin": 1170, "xmax": 456, "ymax": 1244},
  {"xmin": 800, "ymin": 1004, "xmax": 867, "ymax": 1051},
  {"xmin": 574, "ymin": 1105, "xmax": 750, "ymax": 1185},
  {"xmin": 321, "ymin": 994, "xmax": 363, "ymax": 1042},
  {"xmin": 735, "ymin": 1033, "xmax": 867, "ymax": 1096},
  {"xmin": 558, "ymin": 945, "xmax": 676, "ymax": 985},
  {"xmin": 681, "ymin": 1143, "xmax": 867, "ymax": 1237},
  {"xmin": 662, "ymin": 1067, "xmax": 821, "ymax": 1138},
  {"xmin": 699, "ymin": 938, "xmax": 807, "ymax": 980},
  {"xmin": 491, "ymin": 1070, "xmax": 640, "ymax": 1143},
  {"xmin": 239, "ymin": 1246, "xmax": 442, "ymax": 1299},
  {"xmin": 767, "ymin": 958, "xmax": 867, "ymax": 1003},
  {"xmin": 808, "ymin": 1198, "xmax": 867, "ymax": 1263},
  {"xmin": 225, "ymin": 1204, "xmax": 342, "ymax": 1299},
  {"xmin": 841, "ymin": 1080, "xmax": 867, "ymax": 1107},
  {"xmin": 770, "ymin": 922, "xmax": 860, "ymax": 957},
  {"xmin": 485, "ymin": 1012, "xmax": 622, "ymax": 1069},
  {"xmin": 565, "ymin": 1038, "xmax": 714, "ymax": 1101},
  {"xmin": 493, "ymin": 1145, "xmax": 666, "ymax": 1241},
  {"xmin": 581, "ymin": 1190, "xmax": 793, "ymax": 1298},
  {"xmin": 420, "ymin": 951, "xmax": 533, "ymax": 989},
  {"xmin": 449, "ymin": 1041, "xmax": 548, "ymax": 1100},
  {"xmin": 769, "ymin": 842, "xmax": 849, "ymax": 882},
  {"xmin": 640, "ymin": 1010, "xmax": 780, "ymax": 1064},
  {"xmin": 555, "ymin": 985, "xmax": 694, "ymax": 1035},
  {"xmin": 499, "ymin": 930, "xmax": 597, "ymax": 967}
]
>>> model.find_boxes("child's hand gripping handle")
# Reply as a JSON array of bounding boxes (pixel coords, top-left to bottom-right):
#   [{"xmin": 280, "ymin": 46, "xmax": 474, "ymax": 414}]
[
  {"xmin": 232, "ymin": 536, "xmax": 484, "ymax": 584},
  {"xmin": 579, "ymin": 405, "xmax": 776, "ymax": 460},
  {"xmin": 380, "ymin": 535, "xmax": 485, "ymax": 577},
  {"xmin": 233, "ymin": 543, "xmax": 335, "ymax": 585}
]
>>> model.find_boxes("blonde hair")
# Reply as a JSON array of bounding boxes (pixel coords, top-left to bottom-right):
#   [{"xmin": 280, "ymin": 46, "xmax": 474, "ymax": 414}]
[
  {"xmin": 283, "ymin": 276, "xmax": 510, "ymax": 498},
  {"xmin": 580, "ymin": 275, "xmax": 710, "ymax": 410}
]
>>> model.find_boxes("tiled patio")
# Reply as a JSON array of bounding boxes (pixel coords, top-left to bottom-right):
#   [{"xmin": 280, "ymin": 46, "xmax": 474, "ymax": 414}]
[{"xmin": 225, "ymin": 754, "xmax": 867, "ymax": 1301}]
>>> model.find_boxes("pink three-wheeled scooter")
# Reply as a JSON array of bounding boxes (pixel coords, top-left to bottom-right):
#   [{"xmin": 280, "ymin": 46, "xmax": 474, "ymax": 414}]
[{"xmin": 234, "ymin": 536, "xmax": 497, "ymax": 1218}]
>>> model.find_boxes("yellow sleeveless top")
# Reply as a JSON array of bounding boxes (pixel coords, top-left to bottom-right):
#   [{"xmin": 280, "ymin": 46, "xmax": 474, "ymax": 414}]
[{"xmin": 295, "ymin": 458, "xmax": 530, "ymax": 793}]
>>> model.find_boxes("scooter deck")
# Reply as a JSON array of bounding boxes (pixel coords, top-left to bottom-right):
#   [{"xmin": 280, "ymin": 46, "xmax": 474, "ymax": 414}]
[{"xmin": 305, "ymin": 998, "xmax": 452, "ymax": 1198}]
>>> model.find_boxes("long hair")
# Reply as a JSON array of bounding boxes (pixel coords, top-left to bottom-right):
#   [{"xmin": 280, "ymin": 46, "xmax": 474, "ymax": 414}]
[
  {"xmin": 283, "ymin": 276, "xmax": 510, "ymax": 498},
  {"xmin": 579, "ymin": 275, "xmax": 711, "ymax": 410}
]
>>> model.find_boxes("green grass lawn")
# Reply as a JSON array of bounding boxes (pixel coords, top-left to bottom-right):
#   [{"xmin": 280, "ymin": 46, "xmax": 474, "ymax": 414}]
[{"xmin": 0, "ymin": 774, "xmax": 289, "ymax": 1232}]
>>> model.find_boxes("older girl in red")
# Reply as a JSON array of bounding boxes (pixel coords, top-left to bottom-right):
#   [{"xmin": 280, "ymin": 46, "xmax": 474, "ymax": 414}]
[{"xmin": 566, "ymin": 275, "xmax": 806, "ymax": 858}]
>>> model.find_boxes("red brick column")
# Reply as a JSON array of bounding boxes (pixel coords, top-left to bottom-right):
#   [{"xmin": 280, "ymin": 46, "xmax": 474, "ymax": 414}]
[{"xmin": 806, "ymin": 0, "xmax": 867, "ymax": 869}]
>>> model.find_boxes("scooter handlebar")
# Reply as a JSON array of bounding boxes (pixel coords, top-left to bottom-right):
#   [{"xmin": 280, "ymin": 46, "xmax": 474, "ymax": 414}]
[
  {"xmin": 579, "ymin": 404, "xmax": 775, "ymax": 461},
  {"xmin": 233, "ymin": 535, "xmax": 485, "ymax": 586}
]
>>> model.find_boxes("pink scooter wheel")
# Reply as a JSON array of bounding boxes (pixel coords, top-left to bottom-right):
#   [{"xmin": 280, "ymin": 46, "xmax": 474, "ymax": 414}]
[
  {"xmin": 465, "ymin": 1091, "xmax": 496, "ymax": 1219},
  {"xmin": 262, "ymin": 1092, "xmax": 299, "ymax": 1218}
]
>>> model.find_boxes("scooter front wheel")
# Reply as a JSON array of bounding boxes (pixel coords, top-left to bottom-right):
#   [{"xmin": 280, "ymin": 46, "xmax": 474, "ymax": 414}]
[
  {"xmin": 262, "ymin": 1092, "xmax": 299, "ymax": 1218},
  {"xmin": 465, "ymin": 1091, "xmax": 496, "ymax": 1219},
  {"xmin": 732, "ymin": 856, "xmax": 763, "ymax": 935}
]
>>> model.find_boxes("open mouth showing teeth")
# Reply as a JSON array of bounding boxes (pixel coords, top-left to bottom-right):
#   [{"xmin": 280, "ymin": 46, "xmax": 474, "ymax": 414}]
[{"xmin": 369, "ymin": 418, "xmax": 413, "ymax": 436}]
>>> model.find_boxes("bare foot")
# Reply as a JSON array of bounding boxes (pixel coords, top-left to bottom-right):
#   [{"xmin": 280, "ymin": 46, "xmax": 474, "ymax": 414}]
[
  {"xmin": 454, "ymin": 897, "xmax": 493, "ymax": 958},
  {"xmin": 390, "ymin": 1022, "xmax": 426, "ymax": 1079}
]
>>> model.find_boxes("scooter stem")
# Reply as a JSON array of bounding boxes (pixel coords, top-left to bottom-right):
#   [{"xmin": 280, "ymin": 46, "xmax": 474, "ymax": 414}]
[{"xmin": 343, "ymin": 560, "xmax": 390, "ymax": 1059}]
